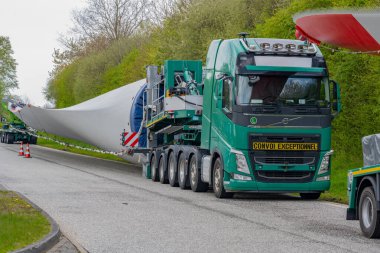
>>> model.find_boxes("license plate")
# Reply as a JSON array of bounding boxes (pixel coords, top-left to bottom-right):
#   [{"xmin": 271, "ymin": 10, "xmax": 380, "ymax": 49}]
[{"xmin": 253, "ymin": 142, "xmax": 318, "ymax": 151}]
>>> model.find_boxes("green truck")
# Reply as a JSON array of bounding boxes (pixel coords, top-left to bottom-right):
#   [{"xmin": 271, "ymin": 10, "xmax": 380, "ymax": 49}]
[
  {"xmin": 0, "ymin": 101, "xmax": 37, "ymax": 144},
  {"xmin": 347, "ymin": 135, "xmax": 380, "ymax": 238},
  {"xmin": 133, "ymin": 34, "xmax": 341, "ymax": 199}
]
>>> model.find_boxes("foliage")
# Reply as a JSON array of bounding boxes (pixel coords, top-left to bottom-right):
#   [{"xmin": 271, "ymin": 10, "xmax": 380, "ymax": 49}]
[
  {"xmin": 0, "ymin": 191, "xmax": 50, "ymax": 253},
  {"xmin": 0, "ymin": 37, "xmax": 18, "ymax": 99}
]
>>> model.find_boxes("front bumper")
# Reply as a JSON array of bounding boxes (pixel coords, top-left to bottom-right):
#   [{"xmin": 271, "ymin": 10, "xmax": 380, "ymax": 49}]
[{"xmin": 224, "ymin": 178, "xmax": 330, "ymax": 192}]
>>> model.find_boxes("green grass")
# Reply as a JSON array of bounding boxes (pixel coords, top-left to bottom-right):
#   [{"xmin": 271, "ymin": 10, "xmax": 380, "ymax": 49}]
[
  {"xmin": 37, "ymin": 133, "xmax": 129, "ymax": 164},
  {"xmin": 0, "ymin": 191, "xmax": 51, "ymax": 253},
  {"xmin": 320, "ymin": 154, "xmax": 362, "ymax": 204}
]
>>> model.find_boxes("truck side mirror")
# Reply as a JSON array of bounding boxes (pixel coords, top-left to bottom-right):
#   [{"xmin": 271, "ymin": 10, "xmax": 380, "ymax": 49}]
[{"xmin": 330, "ymin": 80, "xmax": 341, "ymax": 117}]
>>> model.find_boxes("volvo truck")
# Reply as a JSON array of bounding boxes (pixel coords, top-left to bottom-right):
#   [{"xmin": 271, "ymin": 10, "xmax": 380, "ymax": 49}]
[{"xmin": 125, "ymin": 34, "xmax": 341, "ymax": 199}]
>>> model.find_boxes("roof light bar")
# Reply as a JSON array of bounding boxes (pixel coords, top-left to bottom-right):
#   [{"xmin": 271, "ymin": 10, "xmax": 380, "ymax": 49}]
[
  {"xmin": 260, "ymin": 43, "xmax": 271, "ymax": 50},
  {"xmin": 272, "ymin": 43, "xmax": 283, "ymax": 51},
  {"xmin": 285, "ymin": 44, "xmax": 296, "ymax": 51},
  {"xmin": 240, "ymin": 38, "xmax": 318, "ymax": 55}
]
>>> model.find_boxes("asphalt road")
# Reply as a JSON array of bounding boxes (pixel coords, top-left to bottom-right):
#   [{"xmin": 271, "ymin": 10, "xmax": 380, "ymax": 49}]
[{"xmin": 1, "ymin": 143, "xmax": 380, "ymax": 253}]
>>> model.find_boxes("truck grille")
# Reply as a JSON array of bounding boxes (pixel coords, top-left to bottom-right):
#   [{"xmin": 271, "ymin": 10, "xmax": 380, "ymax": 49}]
[
  {"xmin": 255, "ymin": 171, "xmax": 314, "ymax": 183},
  {"xmin": 249, "ymin": 134, "xmax": 321, "ymax": 183},
  {"xmin": 254, "ymin": 157, "xmax": 315, "ymax": 165}
]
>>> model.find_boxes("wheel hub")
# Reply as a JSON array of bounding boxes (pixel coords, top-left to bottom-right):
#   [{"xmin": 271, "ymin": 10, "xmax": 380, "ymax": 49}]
[{"xmin": 362, "ymin": 196, "xmax": 374, "ymax": 229}]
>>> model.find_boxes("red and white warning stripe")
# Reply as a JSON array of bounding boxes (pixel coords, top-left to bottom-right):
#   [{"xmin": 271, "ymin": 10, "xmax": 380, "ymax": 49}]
[
  {"xmin": 294, "ymin": 11, "xmax": 380, "ymax": 52},
  {"xmin": 123, "ymin": 132, "xmax": 139, "ymax": 147}
]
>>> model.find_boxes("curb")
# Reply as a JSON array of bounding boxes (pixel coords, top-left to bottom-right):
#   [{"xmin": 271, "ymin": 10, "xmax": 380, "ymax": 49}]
[{"xmin": 11, "ymin": 192, "xmax": 61, "ymax": 253}]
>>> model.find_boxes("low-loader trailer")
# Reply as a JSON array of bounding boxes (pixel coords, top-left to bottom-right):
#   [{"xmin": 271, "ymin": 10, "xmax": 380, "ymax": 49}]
[
  {"xmin": 135, "ymin": 34, "xmax": 341, "ymax": 199},
  {"xmin": 347, "ymin": 135, "xmax": 380, "ymax": 238}
]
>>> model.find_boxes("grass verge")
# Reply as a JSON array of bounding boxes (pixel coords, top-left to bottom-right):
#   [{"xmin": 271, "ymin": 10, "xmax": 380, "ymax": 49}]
[
  {"xmin": 37, "ymin": 133, "xmax": 129, "ymax": 164},
  {"xmin": 320, "ymin": 154, "xmax": 362, "ymax": 204},
  {"xmin": 0, "ymin": 191, "xmax": 51, "ymax": 253}
]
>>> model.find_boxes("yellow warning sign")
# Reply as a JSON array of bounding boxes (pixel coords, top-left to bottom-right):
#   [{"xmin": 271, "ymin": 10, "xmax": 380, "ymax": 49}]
[{"xmin": 253, "ymin": 142, "xmax": 318, "ymax": 151}]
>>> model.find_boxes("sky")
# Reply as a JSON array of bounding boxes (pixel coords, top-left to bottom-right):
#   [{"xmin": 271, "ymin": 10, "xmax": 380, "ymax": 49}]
[{"xmin": 0, "ymin": 0, "xmax": 87, "ymax": 106}]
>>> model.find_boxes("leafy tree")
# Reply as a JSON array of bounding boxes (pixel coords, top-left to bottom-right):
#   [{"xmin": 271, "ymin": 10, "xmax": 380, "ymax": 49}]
[{"xmin": 0, "ymin": 36, "xmax": 18, "ymax": 98}]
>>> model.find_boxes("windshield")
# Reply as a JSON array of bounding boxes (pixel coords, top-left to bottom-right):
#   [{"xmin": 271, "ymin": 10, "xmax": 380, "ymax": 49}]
[{"xmin": 236, "ymin": 75, "xmax": 329, "ymax": 106}]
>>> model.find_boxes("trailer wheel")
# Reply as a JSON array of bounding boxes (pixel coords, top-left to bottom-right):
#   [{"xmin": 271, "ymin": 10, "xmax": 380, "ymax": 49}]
[
  {"xmin": 159, "ymin": 155, "xmax": 168, "ymax": 184},
  {"xmin": 0, "ymin": 134, "xmax": 3, "ymax": 143},
  {"xmin": 168, "ymin": 152, "xmax": 178, "ymax": 187},
  {"xmin": 213, "ymin": 157, "xmax": 233, "ymax": 199},
  {"xmin": 359, "ymin": 186, "xmax": 380, "ymax": 238},
  {"xmin": 300, "ymin": 192, "xmax": 321, "ymax": 200},
  {"xmin": 189, "ymin": 155, "xmax": 208, "ymax": 192},
  {"xmin": 178, "ymin": 153, "xmax": 189, "ymax": 189},
  {"xmin": 6, "ymin": 134, "xmax": 14, "ymax": 144},
  {"xmin": 150, "ymin": 154, "xmax": 159, "ymax": 182},
  {"xmin": 30, "ymin": 136, "xmax": 37, "ymax": 145}
]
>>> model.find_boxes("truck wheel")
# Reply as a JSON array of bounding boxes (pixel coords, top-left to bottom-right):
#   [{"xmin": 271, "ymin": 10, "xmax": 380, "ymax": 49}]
[
  {"xmin": 150, "ymin": 154, "xmax": 159, "ymax": 182},
  {"xmin": 213, "ymin": 157, "xmax": 233, "ymax": 199},
  {"xmin": 0, "ymin": 135, "xmax": 3, "ymax": 143},
  {"xmin": 168, "ymin": 152, "xmax": 178, "ymax": 187},
  {"xmin": 359, "ymin": 187, "xmax": 380, "ymax": 238},
  {"xmin": 189, "ymin": 155, "xmax": 208, "ymax": 192},
  {"xmin": 159, "ymin": 155, "xmax": 168, "ymax": 184},
  {"xmin": 178, "ymin": 153, "xmax": 189, "ymax": 189},
  {"xmin": 300, "ymin": 192, "xmax": 321, "ymax": 200}
]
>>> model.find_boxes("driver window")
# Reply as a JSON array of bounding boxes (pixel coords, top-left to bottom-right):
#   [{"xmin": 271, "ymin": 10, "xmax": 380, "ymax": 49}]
[{"xmin": 222, "ymin": 79, "xmax": 233, "ymax": 111}]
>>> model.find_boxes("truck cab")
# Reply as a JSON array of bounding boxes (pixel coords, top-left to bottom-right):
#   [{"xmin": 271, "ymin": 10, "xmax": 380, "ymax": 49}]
[{"xmin": 201, "ymin": 37, "xmax": 341, "ymax": 198}]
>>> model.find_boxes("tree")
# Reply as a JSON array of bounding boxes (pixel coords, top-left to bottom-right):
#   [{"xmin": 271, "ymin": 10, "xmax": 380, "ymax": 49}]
[
  {"xmin": 72, "ymin": 0, "xmax": 149, "ymax": 42},
  {"xmin": 0, "ymin": 36, "xmax": 18, "ymax": 97}
]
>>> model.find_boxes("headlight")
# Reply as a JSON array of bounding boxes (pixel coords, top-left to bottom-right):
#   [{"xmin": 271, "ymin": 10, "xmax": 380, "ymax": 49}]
[
  {"xmin": 347, "ymin": 171, "xmax": 353, "ymax": 191},
  {"xmin": 318, "ymin": 150, "xmax": 334, "ymax": 175},
  {"xmin": 348, "ymin": 171, "xmax": 353, "ymax": 184},
  {"xmin": 231, "ymin": 149, "xmax": 250, "ymax": 174}
]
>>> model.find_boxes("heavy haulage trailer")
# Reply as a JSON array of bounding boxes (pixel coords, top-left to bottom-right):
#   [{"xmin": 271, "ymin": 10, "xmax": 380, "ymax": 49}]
[
  {"xmin": 347, "ymin": 135, "xmax": 380, "ymax": 238},
  {"xmin": 131, "ymin": 34, "xmax": 341, "ymax": 199},
  {"xmin": 0, "ymin": 101, "xmax": 37, "ymax": 145}
]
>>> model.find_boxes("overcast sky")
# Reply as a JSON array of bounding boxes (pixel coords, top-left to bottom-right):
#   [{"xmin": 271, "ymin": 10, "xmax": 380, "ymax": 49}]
[{"xmin": 0, "ymin": 0, "xmax": 87, "ymax": 106}]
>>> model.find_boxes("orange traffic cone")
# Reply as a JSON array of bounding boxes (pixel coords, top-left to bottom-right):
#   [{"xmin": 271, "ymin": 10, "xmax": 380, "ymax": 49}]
[
  {"xmin": 18, "ymin": 142, "xmax": 24, "ymax": 156},
  {"xmin": 24, "ymin": 143, "xmax": 31, "ymax": 158}
]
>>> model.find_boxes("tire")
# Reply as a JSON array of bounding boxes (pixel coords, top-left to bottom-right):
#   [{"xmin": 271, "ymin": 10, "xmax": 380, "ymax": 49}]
[
  {"xmin": 150, "ymin": 154, "xmax": 159, "ymax": 182},
  {"xmin": 178, "ymin": 153, "xmax": 189, "ymax": 189},
  {"xmin": 359, "ymin": 186, "xmax": 380, "ymax": 238},
  {"xmin": 159, "ymin": 155, "xmax": 168, "ymax": 184},
  {"xmin": 213, "ymin": 157, "xmax": 233, "ymax": 198},
  {"xmin": 168, "ymin": 152, "xmax": 178, "ymax": 187},
  {"xmin": 0, "ymin": 134, "xmax": 3, "ymax": 143},
  {"xmin": 6, "ymin": 134, "xmax": 14, "ymax": 144},
  {"xmin": 300, "ymin": 192, "xmax": 321, "ymax": 200},
  {"xmin": 30, "ymin": 136, "xmax": 37, "ymax": 145},
  {"xmin": 189, "ymin": 155, "xmax": 208, "ymax": 192}
]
